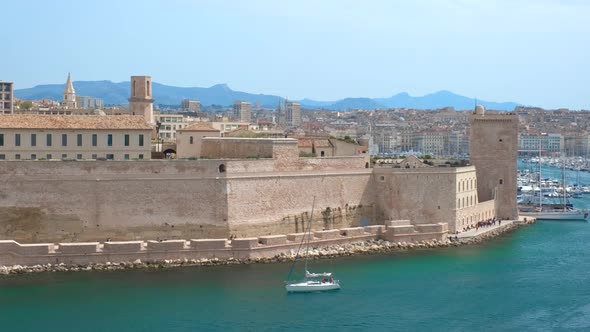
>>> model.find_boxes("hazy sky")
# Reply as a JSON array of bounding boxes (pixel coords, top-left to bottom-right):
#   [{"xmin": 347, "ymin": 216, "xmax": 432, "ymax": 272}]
[{"xmin": 4, "ymin": 0, "xmax": 589, "ymax": 108}]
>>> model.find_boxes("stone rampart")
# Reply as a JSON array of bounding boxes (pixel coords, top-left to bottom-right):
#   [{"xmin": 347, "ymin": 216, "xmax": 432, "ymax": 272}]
[
  {"xmin": 190, "ymin": 239, "xmax": 227, "ymax": 250},
  {"xmin": 146, "ymin": 240, "xmax": 187, "ymax": 251},
  {"xmin": 258, "ymin": 235, "xmax": 287, "ymax": 246},
  {"xmin": 383, "ymin": 223, "xmax": 447, "ymax": 242},
  {"xmin": 58, "ymin": 242, "xmax": 100, "ymax": 254},
  {"xmin": 0, "ymin": 158, "xmax": 372, "ymax": 243},
  {"xmin": 0, "ymin": 223, "xmax": 448, "ymax": 266},
  {"xmin": 103, "ymin": 241, "xmax": 144, "ymax": 253}
]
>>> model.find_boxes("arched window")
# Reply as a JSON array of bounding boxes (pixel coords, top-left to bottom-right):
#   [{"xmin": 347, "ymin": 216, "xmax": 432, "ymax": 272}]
[
  {"xmin": 365, "ymin": 162, "xmax": 369, "ymax": 168},
  {"xmin": 458, "ymin": 198, "xmax": 461, "ymax": 208},
  {"xmin": 147, "ymin": 80, "xmax": 151, "ymax": 96},
  {"xmin": 189, "ymin": 136, "xmax": 194, "ymax": 144},
  {"xmin": 133, "ymin": 80, "xmax": 136, "ymax": 97},
  {"xmin": 219, "ymin": 164, "xmax": 226, "ymax": 173}
]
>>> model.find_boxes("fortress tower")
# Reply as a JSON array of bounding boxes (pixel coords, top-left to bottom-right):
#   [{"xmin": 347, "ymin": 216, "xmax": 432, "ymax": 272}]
[
  {"xmin": 469, "ymin": 105, "xmax": 519, "ymax": 220},
  {"xmin": 128, "ymin": 76, "xmax": 154, "ymax": 125},
  {"xmin": 62, "ymin": 73, "xmax": 77, "ymax": 109}
]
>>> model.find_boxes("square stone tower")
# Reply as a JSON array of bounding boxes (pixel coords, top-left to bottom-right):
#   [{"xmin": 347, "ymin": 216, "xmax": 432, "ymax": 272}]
[
  {"xmin": 469, "ymin": 106, "xmax": 519, "ymax": 220},
  {"xmin": 129, "ymin": 76, "xmax": 155, "ymax": 125}
]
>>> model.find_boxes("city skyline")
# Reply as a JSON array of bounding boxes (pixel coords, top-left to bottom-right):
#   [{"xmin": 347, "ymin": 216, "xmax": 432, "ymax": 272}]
[{"xmin": 3, "ymin": 0, "xmax": 590, "ymax": 109}]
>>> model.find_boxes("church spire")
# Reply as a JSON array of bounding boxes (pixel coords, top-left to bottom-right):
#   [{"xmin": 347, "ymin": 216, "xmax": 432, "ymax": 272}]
[
  {"xmin": 64, "ymin": 72, "xmax": 75, "ymax": 94},
  {"xmin": 62, "ymin": 72, "xmax": 77, "ymax": 109}
]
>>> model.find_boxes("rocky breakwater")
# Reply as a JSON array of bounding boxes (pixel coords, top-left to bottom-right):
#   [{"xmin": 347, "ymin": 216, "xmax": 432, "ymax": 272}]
[{"xmin": 0, "ymin": 220, "xmax": 531, "ymax": 275}]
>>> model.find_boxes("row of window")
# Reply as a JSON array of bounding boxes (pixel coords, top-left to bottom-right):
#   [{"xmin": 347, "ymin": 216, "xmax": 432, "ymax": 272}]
[
  {"xmin": 458, "ymin": 178, "xmax": 476, "ymax": 192},
  {"xmin": 0, "ymin": 153, "xmax": 144, "ymax": 161},
  {"xmin": 457, "ymin": 195, "xmax": 477, "ymax": 209},
  {"xmin": 0, "ymin": 133, "xmax": 145, "ymax": 148}
]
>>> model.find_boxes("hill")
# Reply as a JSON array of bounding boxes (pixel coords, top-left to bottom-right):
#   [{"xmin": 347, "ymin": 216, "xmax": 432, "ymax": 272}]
[{"xmin": 14, "ymin": 81, "xmax": 520, "ymax": 111}]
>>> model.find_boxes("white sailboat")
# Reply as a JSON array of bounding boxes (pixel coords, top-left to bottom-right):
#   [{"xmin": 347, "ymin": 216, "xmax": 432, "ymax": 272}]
[{"xmin": 285, "ymin": 197, "xmax": 341, "ymax": 293}]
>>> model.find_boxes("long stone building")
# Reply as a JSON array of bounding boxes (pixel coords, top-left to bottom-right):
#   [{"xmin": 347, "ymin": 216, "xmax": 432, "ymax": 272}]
[{"xmin": 0, "ymin": 115, "xmax": 152, "ymax": 161}]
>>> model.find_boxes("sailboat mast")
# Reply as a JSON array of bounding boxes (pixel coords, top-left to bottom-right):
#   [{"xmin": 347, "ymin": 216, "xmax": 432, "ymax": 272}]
[
  {"xmin": 304, "ymin": 197, "xmax": 316, "ymax": 273},
  {"xmin": 563, "ymin": 153, "xmax": 567, "ymax": 211},
  {"xmin": 539, "ymin": 144, "xmax": 542, "ymax": 211}
]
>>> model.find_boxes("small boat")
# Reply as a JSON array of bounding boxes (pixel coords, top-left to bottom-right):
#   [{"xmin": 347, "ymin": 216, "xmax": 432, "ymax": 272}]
[
  {"xmin": 520, "ymin": 209, "xmax": 588, "ymax": 221},
  {"xmin": 285, "ymin": 197, "xmax": 341, "ymax": 293},
  {"xmin": 285, "ymin": 278, "xmax": 341, "ymax": 292}
]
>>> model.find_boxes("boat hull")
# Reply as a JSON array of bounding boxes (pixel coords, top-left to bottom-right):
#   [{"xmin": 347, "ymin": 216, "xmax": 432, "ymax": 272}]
[
  {"xmin": 520, "ymin": 210, "xmax": 588, "ymax": 220},
  {"xmin": 285, "ymin": 280, "xmax": 341, "ymax": 292}
]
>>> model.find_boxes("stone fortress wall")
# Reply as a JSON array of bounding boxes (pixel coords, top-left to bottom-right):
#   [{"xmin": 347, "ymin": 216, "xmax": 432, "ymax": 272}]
[
  {"xmin": 373, "ymin": 166, "xmax": 497, "ymax": 233},
  {"xmin": 0, "ymin": 110, "xmax": 517, "ymax": 247},
  {"xmin": 0, "ymin": 154, "xmax": 375, "ymax": 243},
  {"xmin": 0, "ymin": 221, "xmax": 448, "ymax": 266}
]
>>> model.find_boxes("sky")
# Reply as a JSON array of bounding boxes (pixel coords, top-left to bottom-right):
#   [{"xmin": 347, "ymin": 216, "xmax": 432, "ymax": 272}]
[{"xmin": 3, "ymin": 0, "xmax": 590, "ymax": 109}]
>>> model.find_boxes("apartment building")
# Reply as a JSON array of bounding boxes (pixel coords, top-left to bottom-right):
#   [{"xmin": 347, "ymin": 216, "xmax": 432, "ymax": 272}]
[
  {"xmin": 155, "ymin": 113, "xmax": 193, "ymax": 140},
  {"xmin": 233, "ymin": 101, "xmax": 251, "ymax": 123},
  {"xmin": 0, "ymin": 81, "xmax": 14, "ymax": 114},
  {"xmin": 285, "ymin": 101, "xmax": 301, "ymax": 127},
  {"xmin": 181, "ymin": 99, "xmax": 201, "ymax": 113},
  {"xmin": 76, "ymin": 96, "xmax": 104, "ymax": 109}
]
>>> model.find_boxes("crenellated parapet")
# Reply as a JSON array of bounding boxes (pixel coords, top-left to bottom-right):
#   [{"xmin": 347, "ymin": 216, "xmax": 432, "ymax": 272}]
[{"xmin": 0, "ymin": 222, "xmax": 448, "ymax": 266}]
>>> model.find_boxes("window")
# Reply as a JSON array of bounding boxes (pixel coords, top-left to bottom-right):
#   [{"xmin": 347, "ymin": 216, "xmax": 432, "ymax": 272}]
[
  {"xmin": 124, "ymin": 134, "xmax": 130, "ymax": 146},
  {"xmin": 61, "ymin": 154, "xmax": 67, "ymax": 159},
  {"xmin": 106, "ymin": 154, "xmax": 114, "ymax": 160},
  {"xmin": 46, "ymin": 134, "xmax": 52, "ymax": 146},
  {"xmin": 139, "ymin": 134, "xmax": 144, "ymax": 146},
  {"xmin": 15, "ymin": 154, "xmax": 20, "ymax": 160},
  {"xmin": 107, "ymin": 134, "xmax": 113, "ymax": 147},
  {"xmin": 219, "ymin": 164, "xmax": 226, "ymax": 173},
  {"xmin": 0, "ymin": 133, "xmax": 3, "ymax": 146},
  {"xmin": 31, "ymin": 134, "xmax": 36, "ymax": 147},
  {"xmin": 15, "ymin": 134, "xmax": 20, "ymax": 146},
  {"xmin": 77, "ymin": 154, "xmax": 82, "ymax": 159},
  {"xmin": 0, "ymin": 154, "xmax": 5, "ymax": 160},
  {"xmin": 92, "ymin": 154, "xmax": 97, "ymax": 159},
  {"xmin": 133, "ymin": 80, "xmax": 136, "ymax": 97},
  {"xmin": 124, "ymin": 154, "xmax": 130, "ymax": 160},
  {"xmin": 92, "ymin": 134, "xmax": 97, "ymax": 147},
  {"xmin": 499, "ymin": 179, "xmax": 503, "ymax": 185},
  {"xmin": 77, "ymin": 134, "xmax": 83, "ymax": 146},
  {"xmin": 31, "ymin": 154, "xmax": 36, "ymax": 160},
  {"xmin": 190, "ymin": 136, "xmax": 194, "ymax": 144},
  {"xmin": 138, "ymin": 154, "xmax": 144, "ymax": 160},
  {"xmin": 62, "ymin": 134, "xmax": 67, "ymax": 146},
  {"xmin": 147, "ymin": 80, "xmax": 150, "ymax": 96},
  {"xmin": 47, "ymin": 154, "xmax": 52, "ymax": 160}
]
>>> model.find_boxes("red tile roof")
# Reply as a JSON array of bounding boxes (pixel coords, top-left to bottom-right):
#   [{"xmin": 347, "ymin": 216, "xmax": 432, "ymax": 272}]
[{"xmin": 0, "ymin": 115, "xmax": 152, "ymax": 130}]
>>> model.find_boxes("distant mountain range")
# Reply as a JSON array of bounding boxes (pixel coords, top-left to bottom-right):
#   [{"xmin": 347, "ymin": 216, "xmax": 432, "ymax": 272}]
[{"xmin": 14, "ymin": 81, "xmax": 520, "ymax": 111}]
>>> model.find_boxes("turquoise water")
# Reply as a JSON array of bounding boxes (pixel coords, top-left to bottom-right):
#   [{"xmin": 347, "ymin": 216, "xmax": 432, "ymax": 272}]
[{"xmin": 2, "ymin": 165, "xmax": 590, "ymax": 331}]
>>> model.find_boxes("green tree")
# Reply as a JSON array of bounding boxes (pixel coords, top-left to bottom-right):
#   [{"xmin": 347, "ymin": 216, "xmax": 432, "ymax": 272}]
[{"xmin": 19, "ymin": 100, "xmax": 33, "ymax": 110}]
